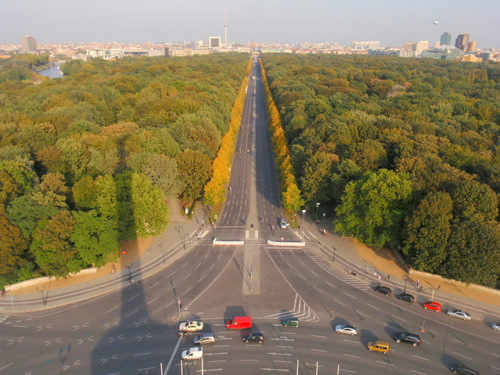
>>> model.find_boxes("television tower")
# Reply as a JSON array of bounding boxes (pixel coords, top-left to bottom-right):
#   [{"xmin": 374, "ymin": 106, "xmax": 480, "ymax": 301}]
[{"xmin": 224, "ymin": 9, "xmax": 228, "ymax": 47}]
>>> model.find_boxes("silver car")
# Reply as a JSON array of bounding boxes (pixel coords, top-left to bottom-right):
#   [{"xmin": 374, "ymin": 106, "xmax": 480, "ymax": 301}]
[
  {"xmin": 446, "ymin": 309, "xmax": 471, "ymax": 321},
  {"xmin": 193, "ymin": 333, "xmax": 216, "ymax": 344},
  {"xmin": 491, "ymin": 322, "xmax": 500, "ymax": 331},
  {"xmin": 335, "ymin": 324, "xmax": 358, "ymax": 336}
]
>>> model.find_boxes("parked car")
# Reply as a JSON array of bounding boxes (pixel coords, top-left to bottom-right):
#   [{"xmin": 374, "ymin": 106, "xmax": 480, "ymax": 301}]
[
  {"xmin": 367, "ymin": 340, "xmax": 389, "ymax": 354},
  {"xmin": 242, "ymin": 331, "xmax": 264, "ymax": 343},
  {"xmin": 374, "ymin": 285, "xmax": 392, "ymax": 296},
  {"xmin": 491, "ymin": 322, "xmax": 500, "ymax": 331},
  {"xmin": 178, "ymin": 320, "xmax": 204, "ymax": 333},
  {"xmin": 281, "ymin": 317, "xmax": 299, "ymax": 327},
  {"xmin": 450, "ymin": 363, "xmax": 480, "ymax": 375},
  {"xmin": 423, "ymin": 301, "xmax": 442, "ymax": 312},
  {"xmin": 335, "ymin": 324, "xmax": 358, "ymax": 336},
  {"xmin": 181, "ymin": 347, "xmax": 203, "ymax": 360},
  {"xmin": 447, "ymin": 309, "xmax": 472, "ymax": 321},
  {"xmin": 396, "ymin": 293, "xmax": 414, "ymax": 303},
  {"xmin": 193, "ymin": 333, "xmax": 216, "ymax": 345},
  {"xmin": 393, "ymin": 332, "xmax": 421, "ymax": 346}
]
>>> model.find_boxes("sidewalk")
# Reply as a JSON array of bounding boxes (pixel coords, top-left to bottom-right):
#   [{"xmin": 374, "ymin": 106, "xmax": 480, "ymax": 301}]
[
  {"xmin": 0, "ymin": 200, "xmax": 208, "ymax": 312},
  {"xmin": 299, "ymin": 215, "xmax": 500, "ymax": 310}
]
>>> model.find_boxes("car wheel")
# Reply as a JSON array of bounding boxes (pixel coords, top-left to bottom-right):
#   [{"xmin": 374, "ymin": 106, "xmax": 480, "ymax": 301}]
[{"xmin": 413, "ymin": 343, "xmax": 417, "ymax": 347}]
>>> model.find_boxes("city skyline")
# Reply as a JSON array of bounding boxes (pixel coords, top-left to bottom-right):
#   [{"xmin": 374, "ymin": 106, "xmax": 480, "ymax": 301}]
[{"xmin": 1, "ymin": 0, "xmax": 499, "ymax": 48}]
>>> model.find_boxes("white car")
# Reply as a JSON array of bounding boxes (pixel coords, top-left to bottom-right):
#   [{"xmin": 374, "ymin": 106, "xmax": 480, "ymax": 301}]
[
  {"xmin": 491, "ymin": 322, "xmax": 500, "ymax": 331},
  {"xmin": 181, "ymin": 347, "xmax": 203, "ymax": 360},
  {"xmin": 193, "ymin": 333, "xmax": 216, "ymax": 344},
  {"xmin": 179, "ymin": 320, "xmax": 204, "ymax": 333},
  {"xmin": 335, "ymin": 324, "xmax": 358, "ymax": 336},
  {"xmin": 446, "ymin": 309, "xmax": 471, "ymax": 321}
]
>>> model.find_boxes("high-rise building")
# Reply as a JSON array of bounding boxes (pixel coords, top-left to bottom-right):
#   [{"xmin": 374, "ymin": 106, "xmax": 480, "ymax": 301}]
[
  {"xmin": 413, "ymin": 41, "xmax": 429, "ymax": 56},
  {"xmin": 21, "ymin": 35, "xmax": 37, "ymax": 51},
  {"xmin": 209, "ymin": 37, "xmax": 221, "ymax": 48},
  {"xmin": 440, "ymin": 32, "xmax": 451, "ymax": 46},
  {"xmin": 468, "ymin": 41, "xmax": 476, "ymax": 51},
  {"xmin": 455, "ymin": 33, "xmax": 469, "ymax": 51}
]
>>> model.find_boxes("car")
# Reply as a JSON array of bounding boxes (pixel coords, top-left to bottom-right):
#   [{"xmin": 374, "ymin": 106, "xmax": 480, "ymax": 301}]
[
  {"xmin": 335, "ymin": 324, "xmax": 358, "ymax": 336},
  {"xmin": 280, "ymin": 219, "xmax": 288, "ymax": 229},
  {"xmin": 281, "ymin": 318, "xmax": 299, "ymax": 327},
  {"xmin": 393, "ymin": 332, "xmax": 421, "ymax": 346},
  {"xmin": 242, "ymin": 331, "xmax": 264, "ymax": 343},
  {"xmin": 447, "ymin": 309, "xmax": 471, "ymax": 321},
  {"xmin": 423, "ymin": 301, "xmax": 442, "ymax": 312},
  {"xmin": 396, "ymin": 293, "xmax": 414, "ymax": 303},
  {"xmin": 450, "ymin": 363, "xmax": 480, "ymax": 375},
  {"xmin": 367, "ymin": 340, "xmax": 389, "ymax": 354},
  {"xmin": 491, "ymin": 322, "xmax": 500, "ymax": 331},
  {"xmin": 181, "ymin": 347, "xmax": 203, "ymax": 360},
  {"xmin": 374, "ymin": 285, "xmax": 392, "ymax": 295},
  {"xmin": 178, "ymin": 320, "xmax": 204, "ymax": 333},
  {"xmin": 193, "ymin": 333, "xmax": 216, "ymax": 345}
]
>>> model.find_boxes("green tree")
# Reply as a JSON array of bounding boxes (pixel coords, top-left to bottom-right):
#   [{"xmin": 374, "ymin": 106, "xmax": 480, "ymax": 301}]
[
  {"xmin": 449, "ymin": 179, "xmax": 498, "ymax": 221},
  {"xmin": 176, "ymin": 149, "xmax": 212, "ymax": 201},
  {"xmin": 72, "ymin": 210, "xmax": 120, "ymax": 267},
  {"xmin": 335, "ymin": 169, "xmax": 412, "ymax": 248},
  {"xmin": 30, "ymin": 210, "xmax": 81, "ymax": 277},
  {"xmin": 0, "ymin": 209, "xmax": 28, "ymax": 274},
  {"xmin": 403, "ymin": 191, "xmax": 453, "ymax": 272}
]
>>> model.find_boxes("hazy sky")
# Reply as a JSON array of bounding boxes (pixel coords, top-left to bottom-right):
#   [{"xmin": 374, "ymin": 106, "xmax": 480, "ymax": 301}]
[{"xmin": 1, "ymin": 0, "xmax": 499, "ymax": 48}]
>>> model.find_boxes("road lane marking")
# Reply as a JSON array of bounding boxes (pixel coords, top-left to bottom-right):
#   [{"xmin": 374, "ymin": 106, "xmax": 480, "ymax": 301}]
[
  {"xmin": 326, "ymin": 282, "xmax": 336, "ymax": 288},
  {"xmin": 376, "ymin": 361, "xmax": 393, "ymax": 366},
  {"xmin": 313, "ymin": 286, "xmax": 324, "ymax": 294},
  {"xmin": 342, "ymin": 339, "xmax": 358, "ymax": 344},
  {"xmin": 268, "ymin": 353, "xmax": 292, "ymax": 356},
  {"xmin": 412, "ymin": 355, "xmax": 430, "ymax": 361},
  {"xmin": 260, "ymin": 369, "xmax": 289, "ymax": 372},
  {"xmin": 128, "ymin": 293, "xmax": 140, "ymax": 301},
  {"xmin": 241, "ymin": 359, "xmax": 258, "ymax": 362},
  {"xmin": 182, "ymin": 274, "xmax": 191, "ymax": 281},
  {"xmin": 311, "ymin": 348, "xmax": 327, "ymax": 352},
  {"xmin": 208, "ymin": 360, "xmax": 226, "ymax": 363},
  {"xmin": 449, "ymin": 351, "xmax": 471, "ymax": 360},
  {"xmin": 205, "ymin": 352, "xmax": 228, "ymax": 356},
  {"xmin": 366, "ymin": 304, "xmax": 380, "ymax": 310},
  {"xmin": 126, "ymin": 309, "xmax": 139, "ymax": 318},
  {"xmin": 343, "ymin": 292, "xmax": 356, "ymax": 299},
  {"xmin": 343, "ymin": 354, "xmax": 360, "ymax": 359},
  {"xmin": 0, "ymin": 362, "xmax": 13, "ymax": 371},
  {"xmin": 411, "ymin": 371, "xmax": 428, "ymax": 375},
  {"xmin": 310, "ymin": 271, "xmax": 319, "ymax": 277},
  {"xmin": 312, "ymin": 335, "xmax": 327, "ymax": 339},
  {"xmin": 138, "ymin": 367, "xmax": 155, "ymax": 371},
  {"xmin": 332, "ymin": 298, "xmax": 346, "ymax": 306}
]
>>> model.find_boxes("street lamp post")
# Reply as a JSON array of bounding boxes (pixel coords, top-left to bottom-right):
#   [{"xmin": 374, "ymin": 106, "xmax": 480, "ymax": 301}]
[
  {"xmin": 301, "ymin": 209, "xmax": 306, "ymax": 222},
  {"xmin": 316, "ymin": 203, "xmax": 320, "ymax": 224},
  {"xmin": 177, "ymin": 297, "xmax": 181, "ymax": 318}
]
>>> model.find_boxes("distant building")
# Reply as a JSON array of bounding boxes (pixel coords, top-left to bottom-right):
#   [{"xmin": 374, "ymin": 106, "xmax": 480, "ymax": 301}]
[
  {"xmin": 21, "ymin": 35, "xmax": 37, "ymax": 51},
  {"xmin": 421, "ymin": 44, "xmax": 464, "ymax": 60},
  {"xmin": 209, "ymin": 37, "xmax": 221, "ymax": 48},
  {"xmin": 455, "ymin": 33, "xmax": 470, "ymax": 51},
  {"xmin": 413, "ymin": 41, "xmax": 429, "ymax": 57},
  {"xmin": 351, "ymin": 41, "xmax": 380, "ymax": 50},
  {"xmin": 440, "ymin": 32, "xmax": 451, "ymax": 46},
  {"xmin": 468, "ymin": 40, "xmax": 476, "ymax": 51}
]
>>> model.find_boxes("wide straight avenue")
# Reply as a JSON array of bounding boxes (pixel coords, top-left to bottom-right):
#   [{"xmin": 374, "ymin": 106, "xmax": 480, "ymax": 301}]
[{"xmin": 1, "ymin": 60, "xmax": 500, "ymax": 375}]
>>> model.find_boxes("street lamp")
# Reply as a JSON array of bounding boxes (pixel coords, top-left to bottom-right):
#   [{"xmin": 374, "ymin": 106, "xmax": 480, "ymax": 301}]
[
  {"xmin": 316, "ymin": 203, "xmax": 320, "ymax": 224},
  {"xmin": 301, "ymin": 209, "xmax": 306, "ymax": 222}
]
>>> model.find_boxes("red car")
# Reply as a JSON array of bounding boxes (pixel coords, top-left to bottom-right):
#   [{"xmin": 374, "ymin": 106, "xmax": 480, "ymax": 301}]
[{"xmin": 423, "ymin": 301, "xmax": 442, "ymax": 312}]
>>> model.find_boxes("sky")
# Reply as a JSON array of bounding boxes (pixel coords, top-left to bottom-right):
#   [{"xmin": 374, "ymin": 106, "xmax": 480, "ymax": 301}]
[{"xmin": 1, "ymin": 0, "xmax": 499, "ymax": 48}]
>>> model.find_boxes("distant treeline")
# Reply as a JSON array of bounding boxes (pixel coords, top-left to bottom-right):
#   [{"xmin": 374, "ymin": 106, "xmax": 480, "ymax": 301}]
[
  {"xmin": 0, "ymin": 53, "xmax": 249, "ymax": 285},
  {"xmin": 262, "ymin": 54, "xmax": 500, "ymax": 288}
]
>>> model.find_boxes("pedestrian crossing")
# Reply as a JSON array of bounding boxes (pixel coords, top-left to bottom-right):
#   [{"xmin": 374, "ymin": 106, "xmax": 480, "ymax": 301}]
[
  {"xmin": 264, "ymin": 293, "xmax": 319, "ymax": 322},
  {"xmin": 303, "ymin": 249, "xmax": 370, "ymax": 291}
]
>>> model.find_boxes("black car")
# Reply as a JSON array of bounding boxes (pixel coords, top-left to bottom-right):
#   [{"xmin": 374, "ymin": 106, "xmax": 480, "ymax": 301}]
[
  {"xmin": 396, "ymin": 293, "xmax": 414, "ymax": 303},
  {"xmin": 450, "ymin": 364, "xmax": 480, "ymax": 375},
  {"xmin": 242, "ymin": 332, "xmax": 264, "ymax": 343},
  {"xmin": 393, "ymin": 332, "xmax": 421, "ymax": 346},
  {"xmin": 374, "ymin": 285, "xmax": 392, "ymax": 295}
]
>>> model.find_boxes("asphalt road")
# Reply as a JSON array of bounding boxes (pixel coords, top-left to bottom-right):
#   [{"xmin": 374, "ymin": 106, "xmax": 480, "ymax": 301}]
[{"xmin": 1, "ymin": 60, "xmax": 500, "ymax": 375}]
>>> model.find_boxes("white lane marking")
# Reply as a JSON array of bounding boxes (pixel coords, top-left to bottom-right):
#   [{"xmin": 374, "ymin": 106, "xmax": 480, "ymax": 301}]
[
  {"xmin": 277, "ymin": 345, "xmax": 294, "ymax": 349},
  {"xmin": 106, "ymin": 305, "xmax": 119, "ymax": 314},
  {"xmin": 412, "ymin": 354, "xmax": 430, "ymax": 361},
  {"xmin": 333, "ymin": 298, "xmax": 346, "ymax": 306},
  {"xmin": 392, "ymin": 315, "xmax": 406, "ymax": 322},
  {"xmin": 128, "ymin": 293, "xmax": 140, "ymax": 301},
  {"xmin": 134, "ymin": 352, "xmax": 151, "ymax": 356},
  {"xmin": 182, "ymin": 274, "xmax": 191, "ymax": 281},
  {"xmin": 341, "ymin": 369, "xmax": 357, "ymax": 374},
  {"xmin": 343, "ymin": 354, "xmax": 360, "ymax": 358},
  {"xmin": 298, "ymin": 274, "xmax": 306, "ymax": 280},
  {"xmin": 205, "ymin": 352, "xmax": 228, "ymax": 356},
  {"xmin": 312, "ymin": 335, "xmax": 327, "ymax": 339},
  {"xmin": 491, "ymin": 366, "xmax": 500, "ymax": 372},
  {"xmin": 241, "ymin": 359, "xmax": 258, "ymax": 362},
  {"xmin": 311, "ymin": 348, "xmax": 327, "ymax": 352},
  {"xmin": 272, "ymin": 360, "xmax": 290, "ymax": 363},
  {"xmin": 126, "ymin": 309, "xmax": 139, "ymax": 318},
  {"xmin": 138, "ymin": 367, "xmax": 155, "ymax": 371},
  {"xmin": 12, "ymin": 325, "xmax": 27, "ymax": 328},
  {"xmin": 310, "ymin": 271, "xmax": 319, "ymax": 277},
  {"xmin": 376, "ymin": 361, "xmax": 393, "ymax": 366},
  {"xmin": 268, "ymin": 353, "xmax": 292, "ymax": 356},
  {"xmin": 343, "ymin": 292, "xmax": 356, "ymax": 299},
  {"xmin": 449, "ymin": 351, "xmax": 471, "ymax": 360},
  {"xmin": 313, "ymin": 286, "xmax": 324, "ymax": 294},
  {"xmin": 0, "ymin": 362, "xmax": 13, "ymax": 371},
  {"xmin": 342, "ymin": 339, "xmax": 359, "ymax": 344},
  {"xmin": 208, "ymin": 360, "xmax": 226, "ymax": 363},
  {"xmin": 411, "ymin": 370, "xmax": 428, "ymax": 375},
  {"xmin": 162, "ymin": 335, "xmax": 183, "ymax": 375},
  {"xmin": 196, "ymin": 369, "xmax": 223, "ymax": 372},
  {"xmin": 366, "ymin": 304, "xmax": 380, "ymax": 311},
  {"xmin": 148, "ymin": 297, "xmax": 159, "ymax": 305},
  {"xmin": 150, "ymin": 281, "xmax": 159, "ymax": 288},
  {"xmin": 326, "ymin": 282, "xmax": 336, "ymax": 289}
]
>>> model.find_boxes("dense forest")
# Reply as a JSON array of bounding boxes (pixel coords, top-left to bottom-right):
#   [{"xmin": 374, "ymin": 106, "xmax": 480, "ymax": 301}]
[
  {"xmin": 0, "ymin": 53, "xmax": 249, "ymax": 286},
  {"xmin": 261, "ymin": 54, "xmax": 500, "ymax": 287}
]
